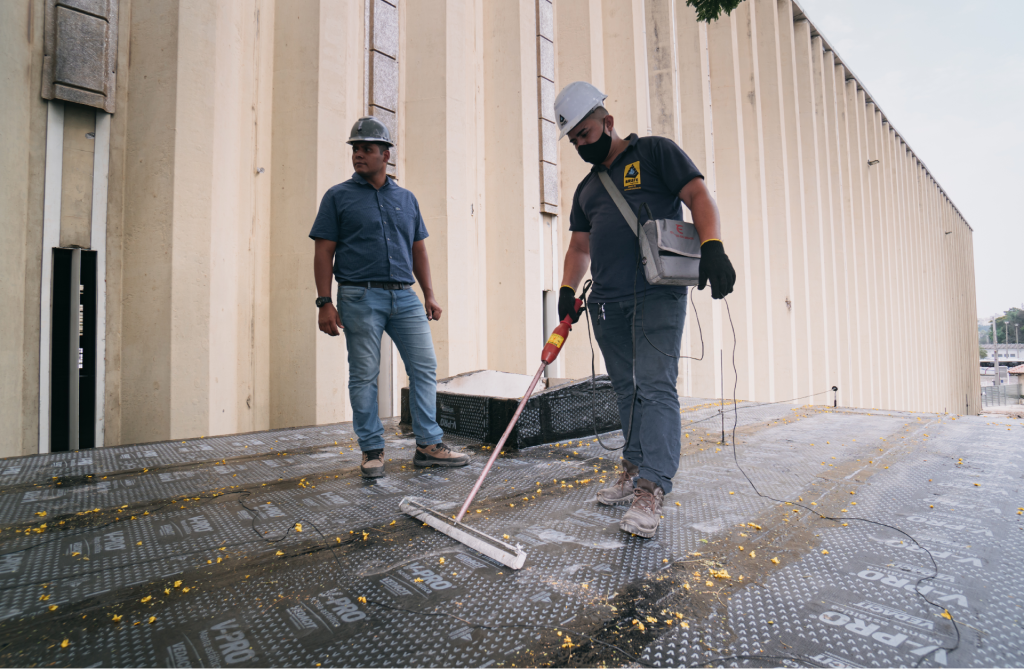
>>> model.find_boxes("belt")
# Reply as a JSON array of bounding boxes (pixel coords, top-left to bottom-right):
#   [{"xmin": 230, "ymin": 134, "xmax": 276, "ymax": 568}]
[{"xmin": 339, "ymin": 281, "xmax": 411, "ymax": 290}]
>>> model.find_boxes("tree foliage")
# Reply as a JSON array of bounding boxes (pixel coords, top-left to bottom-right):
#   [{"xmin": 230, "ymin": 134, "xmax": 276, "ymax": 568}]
[
  {"xmin": 687, "ymin": 0, "xmax": 744, "ymax": 23},
  {"xmin": 979, "ymin": 346, "xmax": 987, "ymax": 360},
  {"xmin": 993, "ymin": 307, "xmax": 1024, "ymax": 345}
]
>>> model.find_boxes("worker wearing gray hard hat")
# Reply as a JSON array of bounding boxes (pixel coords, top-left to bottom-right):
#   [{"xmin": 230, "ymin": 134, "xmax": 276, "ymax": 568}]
[
  {"xmin": 310, "ymin": 117, "xmax": 470, "ymax": 478},
  {"xmin": 555, "ymin": 82, "xmax": 737, "ymax": 538}
]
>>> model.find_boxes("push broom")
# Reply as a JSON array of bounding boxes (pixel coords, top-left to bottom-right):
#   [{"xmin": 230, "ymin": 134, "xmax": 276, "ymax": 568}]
[{"xmin": 399, "ymin": 297, "xmax": 584, "ymax": 570}]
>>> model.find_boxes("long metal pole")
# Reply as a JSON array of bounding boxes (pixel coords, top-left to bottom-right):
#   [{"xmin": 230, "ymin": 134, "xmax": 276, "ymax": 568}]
[
  {"xmin": 454, "ymin": 362, "xmax": 547, "ymax": 523},
  {"xmin": 993, "ymin": 318, "xmax": 999, "ymax": 384}
]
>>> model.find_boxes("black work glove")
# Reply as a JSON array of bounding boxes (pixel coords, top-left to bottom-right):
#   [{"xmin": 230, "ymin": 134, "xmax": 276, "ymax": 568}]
[
  {"xmin": 558, "ymin": 286, "xmax": 582, "ymax": 323},
  {"xmin": 698, "ymin": 240, "xmax": 736, "ymax": 299}
]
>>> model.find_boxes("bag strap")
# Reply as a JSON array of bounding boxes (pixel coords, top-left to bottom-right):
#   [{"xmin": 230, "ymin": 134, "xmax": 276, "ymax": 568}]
[{"xmin": 597, "ymin": 170, "xmax": 640, "ymax": 237}]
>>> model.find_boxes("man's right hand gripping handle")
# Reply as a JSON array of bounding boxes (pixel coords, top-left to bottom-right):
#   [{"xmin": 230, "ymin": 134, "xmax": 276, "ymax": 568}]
[{"xmin": 558, "ymin": 286, "xmax": 582, "ymax": 323}]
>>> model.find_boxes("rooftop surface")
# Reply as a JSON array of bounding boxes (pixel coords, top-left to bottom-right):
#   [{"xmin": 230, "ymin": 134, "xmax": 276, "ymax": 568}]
[{"xmin": 0, "ymin": 400, "xmax": 1021, "ymax": 667}]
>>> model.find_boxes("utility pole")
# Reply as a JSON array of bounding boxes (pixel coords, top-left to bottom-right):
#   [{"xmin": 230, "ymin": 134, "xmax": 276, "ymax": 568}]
[{"xmin": 992, "ymin": 317, "xmax": 1000, "ymax": 385}]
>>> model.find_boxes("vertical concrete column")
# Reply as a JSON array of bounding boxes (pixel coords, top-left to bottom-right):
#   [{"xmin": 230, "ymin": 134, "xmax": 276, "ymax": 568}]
[
  {"xmin": 706, "ymin": 9, "xmax": 758, "ymax": 400},
  {"xmin": 646, "ymin": 0, "xmax": 680, "ymax": 142},
  {"xmin": 914, "ymin": 158, "xmax": 932, "ymax": 410},
  {"xmin": 891, "ymin": 135, "xmax": 914, "ymax": 409},
  {"xmin": 208, "ymin": 0, "xmax": 274, "ymax": 437},
  {"xmin": 810, "ymin": 40, "xmax": 843, "ymax": 404},
  {"xmin": 833, "ymin": 70, "xmax": 864, "ymax": 408},
  {"xmin": 553, "ymin": 0, "xmax": 606, "ymax": 380},
  {"xmin": 891, "ymin": 128, "xmax": 913, "ymax": 410},
  {"xmin": 964, "ymin": 214, "xmax": 980, "ymax": 413},
  {"xmin": 860, "ymin": 94, "xmax": 883, "ymax": 408},
  {"xmin": 791, "ymin": 20, "xmax": 831, "ymax": 399},
  {"xmin": 846, "ymin": 85, "xmax": 876, "ymax": 407},
  {"xmin": 929, "ymin": 175, "xmax": 948, "ymax": 409},
  {"xmin": 270, "ymin": 0, "xmax": 364, "ymax": 430},
  {"xmin": 166, "ymin": 1, "xmax": 217, "ymax": 439},
  {"xmin": 645, "ymin": 0, "xmax": 693, "ymax": 395},
  {"xmin": 938, "ymin": 190, "xmax": 955, "ymax": 410},
  {"xmin": 0, "ymin": 0, "xmax": 48, "ymax": 457},
  {"xmin": 776, "ymin": 0, "xmax": 813, "ymax": 403},
  {"xmin": 404, "ymin": 0, "xmax": 486, "ymax": 379},
  {"xmin": 674, "ymin": 2, "xmax": 723, "ymax": 401},
  {"xmin": 879, "ymin": 123, "xmax": 900, "ymax": 408},
  {"xmin": 602, "ymin": 0, "xmax": 651, "ymax": 139},
  {"xmin": 483, "ymin": 0, "xmax": 543, "ymax": 374},
  {"xmin": 864, "ymin": 105, "xmax": 892, "ymax": 409},
  {"xmin": 121, "ymin": 0, "xmax": 191, "ymax": 443},
  {"xmin": 902, "ymin": 147, "xmax": 924, "ymax": 410},
  {"xmin": 871, "ymin": 106, "xmax": 894, "ymax": 409},
  {"xmin": 820, "ymin": 52, "xmax": 853, "ymax": 405},
  {"xmin": 846, "ymin": 83, "xmax": 874, "ymax": 407},
  {"xmin": 894, "ymin": 140, "xmax": 914, "ymax": 409},
  {"xmin": 752, "ymin": 0, "xmax": 798, "ymax": 403}
]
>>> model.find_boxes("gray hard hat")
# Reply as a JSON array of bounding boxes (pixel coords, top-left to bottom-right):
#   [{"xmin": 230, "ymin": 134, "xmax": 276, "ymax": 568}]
[{"xmin": 346, "ymin": 116, "xmax": 394, "ymax": 147}]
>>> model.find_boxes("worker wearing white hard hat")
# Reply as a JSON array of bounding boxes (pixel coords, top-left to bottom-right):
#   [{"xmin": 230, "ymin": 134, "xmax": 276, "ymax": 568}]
[{"xmin": 555, "ymin": 82, "xmax": 737, "ymax": 539}]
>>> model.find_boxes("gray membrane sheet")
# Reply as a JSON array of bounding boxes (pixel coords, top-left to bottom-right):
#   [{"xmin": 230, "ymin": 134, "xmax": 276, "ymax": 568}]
[{"xmin": 0, "ymin": 399, "xmax": 1022, "ymax": 667}]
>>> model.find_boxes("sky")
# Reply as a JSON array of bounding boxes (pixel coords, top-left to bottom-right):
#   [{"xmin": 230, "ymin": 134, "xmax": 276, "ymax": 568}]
[{"xmin": 798, "ymin": 0, "xmax": 1024, "ymax": 320}]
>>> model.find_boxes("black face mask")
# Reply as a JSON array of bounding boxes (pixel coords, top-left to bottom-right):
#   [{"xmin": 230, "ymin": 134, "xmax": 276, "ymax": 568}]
[{"xmin": 576, "ymin": 127, "xmax": 612, "ymax": 164}]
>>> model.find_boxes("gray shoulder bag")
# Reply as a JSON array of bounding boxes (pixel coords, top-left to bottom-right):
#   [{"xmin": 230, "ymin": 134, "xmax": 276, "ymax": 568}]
[{"xmin": 597, "ymin": 170, "xmax": 701, "ymax": 286}]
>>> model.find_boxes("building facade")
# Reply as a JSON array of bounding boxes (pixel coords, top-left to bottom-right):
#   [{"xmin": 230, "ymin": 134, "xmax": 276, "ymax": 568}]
[{"xmin": 1, "ymin": 0, "xmax": 980, "ymax": 457}]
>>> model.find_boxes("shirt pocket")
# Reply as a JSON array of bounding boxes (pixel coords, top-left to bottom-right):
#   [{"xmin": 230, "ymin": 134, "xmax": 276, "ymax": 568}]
[{"xmin": 389, "ymin": 205, "xmax": 419, "ymax": 240}]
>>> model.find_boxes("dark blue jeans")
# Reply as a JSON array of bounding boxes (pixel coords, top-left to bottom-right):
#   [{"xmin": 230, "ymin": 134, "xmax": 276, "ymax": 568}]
[{"xmin": 589, "ymin": 290, "xmax": 686, "ymax": 493}]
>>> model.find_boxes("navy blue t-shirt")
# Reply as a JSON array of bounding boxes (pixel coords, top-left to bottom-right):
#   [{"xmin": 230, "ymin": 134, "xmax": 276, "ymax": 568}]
[
  {"xmin": 309, "ymin": 173, "xmax": 428, "ymax": 284},
  {"xmin": 570, "ymin": 134, "xmax": 704, "ymax": 302}
]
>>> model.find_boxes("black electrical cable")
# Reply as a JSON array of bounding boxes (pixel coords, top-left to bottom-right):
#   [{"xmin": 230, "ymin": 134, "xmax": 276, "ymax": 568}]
[{"xmin": 720, "ymin": 297, "xmax": 961, "ymax": 668}]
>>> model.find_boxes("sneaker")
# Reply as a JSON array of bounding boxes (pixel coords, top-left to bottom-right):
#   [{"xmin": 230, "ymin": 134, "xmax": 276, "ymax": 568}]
[
  {"xmin": 360, "ymin": 449, "xmax": 385, "ymax": 478},
  {"xmin": 596, "ymin": 458, "xmax": 639, "ymax": 506},
  {"xmin": 619, "ymin": 478, "xmax": 664, "ymax": 538},
  {"xmin": 414, "ymin": 442, "xmax": 470, "ymax": 468}
]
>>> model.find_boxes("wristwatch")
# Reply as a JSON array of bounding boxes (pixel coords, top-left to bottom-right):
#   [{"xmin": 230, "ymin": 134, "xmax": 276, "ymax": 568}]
[{"xmin": 315, "ymin": 296, "xmax": 332, "ymax": 308}]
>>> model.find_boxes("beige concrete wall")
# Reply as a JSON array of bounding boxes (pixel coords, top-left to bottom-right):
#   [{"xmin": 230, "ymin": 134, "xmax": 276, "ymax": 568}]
[
  {"xmin": 483, "ymin": 0, "xmax": 544, "ymax": 374},
  {"xmin": 553, "ymin": 0, "xmax": 606, "ymax": 381},
  {"xmin": 1, "ymin": 0, "xmax": 48, "ymax": 457},
  {"xmin": 3, "ymin": 0, "xmax": 982, "ymax": 455},
  {"xmin": 404, "ymin": 0, "xmax": 488, "ymax": 380}
]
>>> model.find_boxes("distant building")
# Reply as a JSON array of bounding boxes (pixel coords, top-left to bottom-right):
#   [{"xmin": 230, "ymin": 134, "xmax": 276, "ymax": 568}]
[{"xmin": 982, "ymin": 343, "xmax": 1024, "ymax": 362}]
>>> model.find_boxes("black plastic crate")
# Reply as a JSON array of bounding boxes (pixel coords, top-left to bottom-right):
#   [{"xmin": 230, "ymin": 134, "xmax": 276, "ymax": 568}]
[{"xmin": 400, "ymin": 370, "xmax": 620, "ymax": 448}]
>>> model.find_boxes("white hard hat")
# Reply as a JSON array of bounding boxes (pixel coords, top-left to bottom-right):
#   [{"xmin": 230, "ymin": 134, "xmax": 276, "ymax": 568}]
[{"xmin": 554, "ymin": 81, "xmax": 608, "ymax": 139}]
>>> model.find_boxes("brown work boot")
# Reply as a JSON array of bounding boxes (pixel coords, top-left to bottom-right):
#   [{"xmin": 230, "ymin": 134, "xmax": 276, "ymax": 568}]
[
  {"xmin": 414, "ymin": 442, "xmax": 470, "ymax": 468},
  {"xmin": 360, "ymin": 449, "xmax": 385, "ymax": 478},
  {"xmin": 596, "ymin": 458, "xmax": 639, "ymax": 506},
  {"xmin": 619, "ymin": 478, "xmax": 664, "ymax": 538}
]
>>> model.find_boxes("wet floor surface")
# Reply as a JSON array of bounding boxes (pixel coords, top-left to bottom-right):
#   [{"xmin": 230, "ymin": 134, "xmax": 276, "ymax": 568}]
[{"xmin": 0, "ymin": 400, "xmax": 1021, "ymax": 667}]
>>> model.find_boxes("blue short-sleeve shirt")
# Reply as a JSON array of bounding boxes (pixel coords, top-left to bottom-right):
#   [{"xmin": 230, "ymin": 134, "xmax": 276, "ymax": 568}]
[
  {"xmin": 570, "ymin": 134, "xmax": 704, "ymax": 302},
  {"xmin": 309, "ymin": 173, "xmax": 428, "ymax": 284}
]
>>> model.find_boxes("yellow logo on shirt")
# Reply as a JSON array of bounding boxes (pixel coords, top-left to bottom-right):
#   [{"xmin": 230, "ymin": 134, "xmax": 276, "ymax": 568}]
[{"xmin": 623, "ymin": 161, "xmax": 641, "ymax": 190}]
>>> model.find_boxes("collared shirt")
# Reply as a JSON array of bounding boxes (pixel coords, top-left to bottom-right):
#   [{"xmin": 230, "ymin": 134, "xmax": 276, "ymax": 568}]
[
  {"xmin": 570, "ymin": 133, "xmax": 704, "ymax": 302},
  {"xmin": 309, "ymin": 173, "xmax": 428, "ymax": 284}
]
